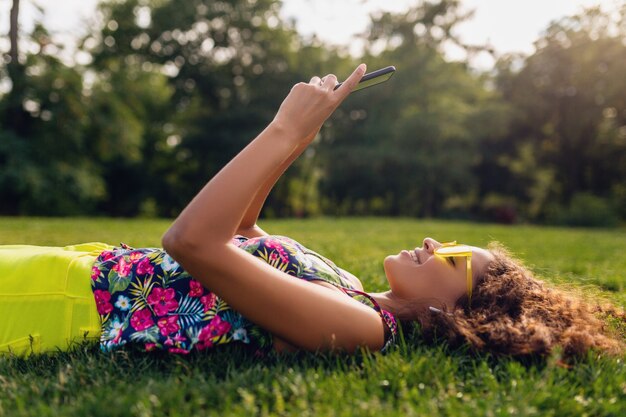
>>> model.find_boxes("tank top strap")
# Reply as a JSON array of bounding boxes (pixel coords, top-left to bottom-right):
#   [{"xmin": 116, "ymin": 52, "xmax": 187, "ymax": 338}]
[
  {"xmin": 336, "ymin": 285, "xmax": 398, "ymax": 352},
  {"xmin": 336, "ymin": 286, "xmax": 383, "ymax": 313}
]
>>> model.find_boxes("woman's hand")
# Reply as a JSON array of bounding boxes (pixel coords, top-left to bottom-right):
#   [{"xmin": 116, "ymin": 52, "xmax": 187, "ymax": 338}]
[{"xmin": 272, "ymin": 63, "xmax": 367, "ymax": 143}]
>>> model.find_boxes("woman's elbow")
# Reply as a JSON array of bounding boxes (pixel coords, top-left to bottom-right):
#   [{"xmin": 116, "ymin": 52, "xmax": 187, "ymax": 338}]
[
  {"xmin": 162, "ymin": 227, "xmax": 224, "ymax": 262},
  {"xmin": 161, "ymin": 228, "xmax": 189, "ymax": 258}
]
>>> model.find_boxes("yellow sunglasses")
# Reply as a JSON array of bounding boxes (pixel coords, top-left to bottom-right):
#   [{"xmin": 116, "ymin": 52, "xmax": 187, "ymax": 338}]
[{"xmin": 434, "ymin": 241, "xmax": 473, "ymax": 305}]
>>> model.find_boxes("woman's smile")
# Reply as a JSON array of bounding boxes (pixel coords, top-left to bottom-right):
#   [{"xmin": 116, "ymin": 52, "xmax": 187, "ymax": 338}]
[{"xmin": 401, "ymin": 249, "xmax": 420, "ymax": 264}]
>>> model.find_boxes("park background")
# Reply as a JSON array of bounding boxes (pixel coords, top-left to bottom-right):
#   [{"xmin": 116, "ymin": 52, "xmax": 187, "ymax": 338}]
[
  {"xmin": 1, "ymin": 0, "xmax": 625, "ymax": 227},
  {"xmin": 1, "ymin": 2, "xmax": 626, "ymax": 416}
]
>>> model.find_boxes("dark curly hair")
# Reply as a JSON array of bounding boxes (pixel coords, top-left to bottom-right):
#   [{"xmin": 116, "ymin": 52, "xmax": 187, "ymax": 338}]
[{"xmin": 416, "ymin": 243, "xmax": 625, "ymax": 361}]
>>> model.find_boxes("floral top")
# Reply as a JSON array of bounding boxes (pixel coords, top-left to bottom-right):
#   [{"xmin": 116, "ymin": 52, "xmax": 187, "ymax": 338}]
[{"xmin": 90, "ymin": 235, "xmax": 398, "ymax": 355}]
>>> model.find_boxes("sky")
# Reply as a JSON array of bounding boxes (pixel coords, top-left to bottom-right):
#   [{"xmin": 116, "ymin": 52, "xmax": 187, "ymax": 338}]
[{"xmin": 0, "ymin": 0, "xmax": 622, "ymax": 70}]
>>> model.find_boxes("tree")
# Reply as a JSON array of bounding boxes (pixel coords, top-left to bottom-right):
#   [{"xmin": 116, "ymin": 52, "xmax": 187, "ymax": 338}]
[
  {"xmin": 0, "ymin": 5, "xmax": 106, "ymax": 215},
  {"xmin": 318, "ymin": 0, "xmax": 504, "ymax": 218},
  {"xmin": 492, "ymin": 5, "xmax": 626, "ymax": 222},
  {"xmin": 85, "ymin": 0, "xmax": 343, "ymax": 217}
]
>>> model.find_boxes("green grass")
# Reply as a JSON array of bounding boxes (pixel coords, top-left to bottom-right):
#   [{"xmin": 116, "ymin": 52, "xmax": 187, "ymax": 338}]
[{"xmin": 1, "ymin": 216, "xmax": 625, "ymax": 416}]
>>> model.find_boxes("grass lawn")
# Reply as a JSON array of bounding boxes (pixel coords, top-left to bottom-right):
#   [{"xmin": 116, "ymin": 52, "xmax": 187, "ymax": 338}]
[{"xmin": 0, "ymin": 216, "xmax": 624, "ymax": 416}]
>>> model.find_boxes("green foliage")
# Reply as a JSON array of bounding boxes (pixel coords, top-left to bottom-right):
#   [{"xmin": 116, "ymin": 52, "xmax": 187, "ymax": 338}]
[
  {"xmin": 546, "ymin": 192, "xmax": 620, "ymax": 228},
  {"xmin": 0, "ymin": 216, "xmax": 624, "ymax": 416},
  {"xmin": 0, "ymin": 1, "xmax": 625, "ymax": 225},
  {"xmin": 320, "ymin": 1, "xmax": 497, "ymax": 218},
  {"xmin": 0, "ymin": 23, "xmax": 106, "ymax": 215},
  {"xmin": 490, "ymin": 5, "xmax": 626, "ymax": 222},
  {"xmin": 85, "ymin": 0, "xmax": 341, "ymax": 217}
]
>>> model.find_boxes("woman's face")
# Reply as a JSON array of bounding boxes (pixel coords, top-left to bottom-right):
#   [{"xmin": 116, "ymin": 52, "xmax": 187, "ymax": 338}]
[{"xmin": 383, "ymin": 237, "xmax": 494, "ymax": 308}]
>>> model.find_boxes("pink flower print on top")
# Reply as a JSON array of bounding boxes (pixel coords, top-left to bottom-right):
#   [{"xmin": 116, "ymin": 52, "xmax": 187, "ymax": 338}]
[
  {"xmin": 112, "ymin": 257, "xmax": 132, "ymax": 277},
  {"xmin": 168, "ymin": 347, "xmax": 190, "ymax": 354},
  {"xmin": 91, "ymin": 265, "xmax": 100, "ymax": 280},
  {"xmin": 147, "ymin": 287, "xmax": 179, "ymax": 316},
  {"xmin": 130, "ymin": 308, "xmax": 154, "ymax": 331},
  {"xmin": 264, "ymin": 238, "xmax": 289, "ymax": 263},
  {"xmin": 129, "ymin": 251, "xmax": 143, "ymax": 264},
  {"xmin": 200, "ymin": 293, "xmax": 217, "ymax": 312},
  {"xmin": 157, "ymin": 315, "xmax": 180, "ymax": 336},
  {"xmin": 189, "ymin": 280, "xmax": 203, "ymax": 297},
  {"xmin": 99, "ymin": 251, "xmax": 115, "ymax": 262},
  {"xmin": 264, "ymin": 239, "xmax": 280, "ymax": 249},
  {"xmin": 196, "ymin": 315, "xmax": 231, "ymax": 350},
  {"xmin": 93, "ymin": 289, "xmax": 113, "ymax": 315},
  {"xmin": 164, "ymin": 332, "xmax": 187, "ymax": 347},
  {"xmin": 136, "ymin": 257, "xmax": 154, "ymax": 276}
]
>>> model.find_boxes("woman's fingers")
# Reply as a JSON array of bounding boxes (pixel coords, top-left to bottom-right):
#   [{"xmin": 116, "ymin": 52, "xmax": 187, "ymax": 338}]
[
  {"xmin": 335, "ymin": 63, "xmax": 367, "ymax": 98},
  {"xmin": 310, "ymin": 64, "xmax": 366, "ymax": 94},
  {"xmin": 321, "ymin": 74, "xmax": 338, "ymax": 91},
  {"xmin": 272, "ymin": 64, "xmax": 368, "ymax": 141}
]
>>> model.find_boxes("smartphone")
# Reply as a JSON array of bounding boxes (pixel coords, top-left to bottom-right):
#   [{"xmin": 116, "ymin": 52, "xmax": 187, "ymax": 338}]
[{"xmin": 334, "ymin": 66, "xmax": 396, "ymax": 92}]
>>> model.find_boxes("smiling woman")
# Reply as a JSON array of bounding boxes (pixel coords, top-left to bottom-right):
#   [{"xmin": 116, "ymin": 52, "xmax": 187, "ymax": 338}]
[
  {"xmin": 376, "ymin": 239, "xmax": 626, "ymax": 361},
  {"xmin": 1, "ymin": 63, "xmax": 624, "ymax": 362},
  {"xmin": 382, "ymin": 239, "xmax": 484, "ymax": 309}
]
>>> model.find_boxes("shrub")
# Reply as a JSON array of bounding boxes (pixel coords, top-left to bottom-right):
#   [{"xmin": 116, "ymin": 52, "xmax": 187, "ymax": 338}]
[
  {"xmin": 548, "ymin": 193, "xmax": 619, "ymax": 227},
  {"xmin": 480, "ymin": 193, "xmax": 518, "ymax": 224}
]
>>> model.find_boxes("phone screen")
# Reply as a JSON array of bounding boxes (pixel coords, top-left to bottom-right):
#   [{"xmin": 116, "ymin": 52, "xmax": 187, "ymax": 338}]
[{"xmin": 334, "ymin": 66, "xmax": 396, "ymax": 92}]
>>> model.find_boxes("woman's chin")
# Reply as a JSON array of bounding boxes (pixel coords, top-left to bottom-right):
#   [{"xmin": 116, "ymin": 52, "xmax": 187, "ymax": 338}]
[
  {"xmin": 382, "ymin": 257, "xmax": 393, "ymax": 280},
  {"xmin": 384, "ymin": 253, "xmax": 403, "ymax": 264}
]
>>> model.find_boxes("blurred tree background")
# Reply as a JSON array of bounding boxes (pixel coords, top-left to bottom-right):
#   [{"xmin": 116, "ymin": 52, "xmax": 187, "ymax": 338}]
[{"xmin": 1, "ymin": 0, "xmax": 625, "ymax": 226}]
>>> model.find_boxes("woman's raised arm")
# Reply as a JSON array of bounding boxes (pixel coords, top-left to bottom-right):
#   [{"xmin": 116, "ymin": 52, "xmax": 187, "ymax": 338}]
[
  {"xmin": 236, "ymin": 129, "xmax": 319, "ymax": 239},
  {"xmin": 163, "ymin": 64, "xmax": 366, "ymax": 247},
  {"xmin": 160, "ymin": 65, "xmax": 375, "ymax": 352}
]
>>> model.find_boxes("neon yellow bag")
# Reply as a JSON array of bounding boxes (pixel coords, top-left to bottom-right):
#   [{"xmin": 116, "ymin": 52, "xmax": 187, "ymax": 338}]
[{"xmin": 0, "ymin": 242, "xmax": 114, "ymax": 356}]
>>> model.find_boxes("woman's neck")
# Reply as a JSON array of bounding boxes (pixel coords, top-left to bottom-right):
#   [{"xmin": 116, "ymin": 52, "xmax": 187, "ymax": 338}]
[{"xmin": 367, "ymin": 286, "xmax": 441, "ymax": 326}]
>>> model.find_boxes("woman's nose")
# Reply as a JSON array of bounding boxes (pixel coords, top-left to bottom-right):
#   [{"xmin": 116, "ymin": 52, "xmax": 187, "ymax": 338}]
[{"xmin": 423, "ymin": 237, "xmax": 441, "ymax": 253}]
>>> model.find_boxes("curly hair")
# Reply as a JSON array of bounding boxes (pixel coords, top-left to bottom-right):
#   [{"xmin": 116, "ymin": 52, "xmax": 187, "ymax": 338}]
[{"xmin": 417, "ymin": 243, "xmax": 625, "ymax": 361}]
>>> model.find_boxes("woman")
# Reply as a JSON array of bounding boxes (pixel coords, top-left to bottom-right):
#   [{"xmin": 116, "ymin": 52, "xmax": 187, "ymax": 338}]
[{"xmin": 1, "ymin": 64, "xmax": 623, "ymax": 360}]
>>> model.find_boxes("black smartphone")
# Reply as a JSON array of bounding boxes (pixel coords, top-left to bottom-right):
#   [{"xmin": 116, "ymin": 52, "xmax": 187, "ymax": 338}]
[{"xmin": 334, "ymin": 66, "xmax": 396, "ymax": 92}]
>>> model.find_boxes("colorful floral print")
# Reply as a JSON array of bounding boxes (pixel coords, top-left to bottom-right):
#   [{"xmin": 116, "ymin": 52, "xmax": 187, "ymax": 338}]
[
  {"xmin": 91, "ymin": 235, "xmax": 397, "ymax": 355},
  {"xmin": 91, "ymin": 238, "xmax": 273, "ymax": 354}
]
